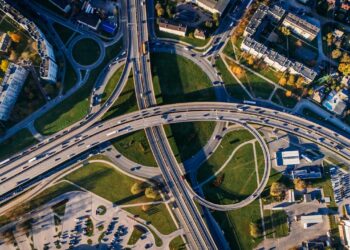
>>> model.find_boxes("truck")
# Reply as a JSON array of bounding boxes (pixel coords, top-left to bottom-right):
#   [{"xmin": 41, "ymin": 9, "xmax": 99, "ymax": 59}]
[{"xmin": 142, "ymin": 41, "xmax": 148, "ymax": 54}]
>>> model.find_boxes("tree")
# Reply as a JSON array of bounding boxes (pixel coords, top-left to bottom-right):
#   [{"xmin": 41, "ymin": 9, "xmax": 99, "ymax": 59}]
[
  {"xmin": 8, "ymin": 32, "xmax": 21, "ymax": 43},
  {"xmin": 296, "ymin": 76, "xmax": 305, "ymax": 88},
  {"xmin": 142, "ymin": 204, "xmax": 151, "ymax": 212},
  {"xmin": 287, "ymin": 74, "xmax": 295, "ymax": 85},
  {"xmin": 281, "ymin": 26, "xmax": 291, "ymax": 36},
  {"xmin": 285, "ymin": 90, "xmax": 292, "ymax": 97},
  {"xmin": 295, "ymin": 39, "xmax": 302, "ymax": 47},
  {"xmin": 249, "ymin": 222, "xmax": 261, "ymax": 238},
  {"xmin": 331, "ymin": 49, "xmax": 342, "ymax": 59},
  {"xmin": 205, "ymin": 20, "xmax": 213, "ymax": 29},
  {"xmin": 131, "ymin": 182, "xmax": 145, "ymax": 194},
  {"xmin": 270, "ymin": 182, "xmax": 286, "ymax": 200},
  {"xmin": 247, "ymin": 55, "xmax": 254, "ymax": 65},
  {"xmin": 8, "ymin": 50, "xmax": 17, "ymax": 61},
  {"xmin": 231, "ymin": 65, "xmax": 245, "ymax": 78},
  {"xmin": 279, "ymin": 77, "xmax": 287, "ymax": 86},
  {"xmin": 338, "ymin": 63, "xmax": 350, "ymax": 76},
  {"xmin": 145, "ymin": 187, "xmax": 158, "ymax": 200},
  {"xmin": 157, "ymin": 7, "xmax": 165, "ymax": 17},
  {"xmin": 293, "ymin": 178, "xmax": 306, "ymax": 191},
  {"xmin": 326, "ymin": 32, "xmax": 333, "ymax": 46},
  {"xmin": 0, "ymin": 60, "xmax": 8, "ymax": 72},
  {"xmin": 166, "ymin": 5, "xmax": 174, "ymax": 18},
  {"xmin": 212, "ymin": 12, "xmax": 220, "ymax": 26}
]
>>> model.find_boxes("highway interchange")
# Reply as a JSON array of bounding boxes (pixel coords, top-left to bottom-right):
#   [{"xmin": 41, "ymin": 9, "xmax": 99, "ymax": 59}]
[{"xmin": 1, "ymin": 0, "xmax": 350, "ymax": 249}]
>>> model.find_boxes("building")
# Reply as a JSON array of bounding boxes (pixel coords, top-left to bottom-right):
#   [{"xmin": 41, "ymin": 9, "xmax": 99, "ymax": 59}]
[
  {"xmin": 323, "ymin": 89, "xmax": 349, "ymax": 116},
  {"xmin": 241, "ymin": 5, "xmax": 318, "ymax": 83},
  {"xmin": 40, "ymin": 57, "xmax": 58, "ymax": 82},
  {"xmin": 311, "ymin": 85, "xmax": 326, "ymax": 103},
  {"xmin": 243, "ymin": 5, "xmax": 269, "ymax": 37},
  {"xmin": 0, "ymin": 63, "xmax": 28, "ymax": 121},
  {"xmin": 339, "ymin": 220, "xmax": 350, "ymax": 248},
  {"xmin": 276, "ymin": 150, "xmax": 300, "ymax": 166},
  {"xmin": 158, "ymin": 18, "xmax": 187, "ymax": 37},
  {"xmin": 300, "ymin": 214, "xmax": 323, "ymax": 229},
  {"xmin": 100, "ymin": 21, "xmax": 117, "ymax": 34},
  {"xmin": 282, "ymin": 13, "xmax": 320, "ymax": 41},
  {"xmin": 77, "ymin": 13, "xmax": 101, "ymax": 31},
  {"xmin": 194, "ymin": 29, "xmax": 206, "ymax": 40},
  {"xmin": 49, "ymin": 0, "xmax": 71, "ymax": 13},
  {"xmin": 186, "ymin": 0, "xmax": 230, "ymax": 15},
  {"xmin": 291, "ymin": 167, "xmax": 322, "ymax": 179},
  {"xmin": 0, "ymin": 33, "xmax": 11, "ymax": 53},
  {"xmin": 0, "ymin": 0, "xmax": 57, "ymax": 82}
]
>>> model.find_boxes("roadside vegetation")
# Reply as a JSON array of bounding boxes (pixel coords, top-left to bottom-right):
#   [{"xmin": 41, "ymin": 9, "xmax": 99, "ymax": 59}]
[
  {"xmin": 35, "ymin": 41, "xmax": 123, "ymax": 135},
  {"xmin": 101, "ymin": 64, "xmax": 125, "ymax": 104},
  {"xmin": 52, "ymin": 22, "xmax": 75, "ymax": 45},
  {"xmin": 169, "ymin": 235, "xmax": 186, "ymax": 250},
  {"xmin": 64, "ymin": 162, "xmax": 154, "ymax": 205},
  {"xmin": 125, "ymin": 203, "xmax": 176, "ymax": 235},
  {"xmin": 0, "ymin": 129, "xmax": 38, "ymax": 161},
  {"xmin": 164, "ymin": 122, "xmax": 216, "ymax": 163},
  {"xmin": 111, "ymin": 130, "xmax": 157, "ymax": 167}
]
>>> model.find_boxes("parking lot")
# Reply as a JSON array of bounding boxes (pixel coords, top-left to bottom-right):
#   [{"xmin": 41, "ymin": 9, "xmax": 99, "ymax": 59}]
[{"xmin": 330, "ymin": 167, "xmax": 350, "ymax": 204}]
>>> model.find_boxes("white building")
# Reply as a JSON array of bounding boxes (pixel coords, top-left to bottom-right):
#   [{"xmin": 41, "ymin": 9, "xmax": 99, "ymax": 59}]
[
  {"xmin": 40, "ymin": 57, "xmax": 58, "ymax": 83},
  {"xmin": 300, "ymin": 215, "xmax": 323, "ymax": 229},
  {"xmin": 276, "ymin": 150, "xmax": 300, "ymax": 166},
  {"xmin": 186, "ymin": 0, "xmax": 230, "ymax": 14},
  {"xmin": 323, "ymin": 89, "xmax": 349, "ymax": 116},
  {"xmin": 158, "ymin": 18, "xmax": 187, "ymax": 37},
  {"xmin": 282, "ymin": 13, "xmax": 320, "ymax": 41},
  {"xmin": 0, "ymin": 63, "xmax": 28, "ymax": 121}
]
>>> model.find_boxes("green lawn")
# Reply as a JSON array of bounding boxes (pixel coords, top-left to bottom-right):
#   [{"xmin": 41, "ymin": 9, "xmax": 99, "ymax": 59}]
[
  {"xmin": 101, "ymin": 71, "xmax": 136, "ymax": 121},
  {"xmin": 216, "ymin": 57, "xmax": 250, "ymax": 100},
  {"xmin": 35, "ymin": 41, "xmax": 123, "ymax": 135},
  {"xmin": 111, "ymin": 130, "xmax": 157, "ymax": 167},
  {"xmin": 271, "ymin": 88, "xmax": 299, "ymax": 108},
  {"xmin": 127, "ymin": 227, "xmax": 143, "ymax": 245},
  {"xmin": 151, "ymin": 52, "xmax": 215, "ymax": 104},
  {"xmin": 64, "ymin": 162, "xmax": 153, "ymax": 205},
  {"xmin": 0, "ymin": 129, "xmax": 38, "ymax": 161},
  {"xmin": 163, "ymin": 122, "xmax": 216, "ymax": 163},
  {"xmin": 211, "ymin": 200, "xmax": 263, "ymax": 249},
  {"xmin": 226, "ymin": 59, "xmax": 275, "ymax": 99},
  {"xmin": 32, "ymin": 0, "xmax": 66, "ymax": 17},
  {"xmin": 196, "ymin": 129, "xmax": 255, "ymax": 182},
  {"xmin": 72, "ymin": 38, "xmax": 101, "ymax": 66},
  {"xmin": 52, "ymin": 22, "xmax": 75, "ymax": 44},
  {"xmin": 156, "ymin": 30, "xmax": 209, "ymax": 48},
  {"xmin": 0, "ymin": 182, "xmax": 80, "ymax": 227},
  {"xmin": 223, "ymin": 41, "xmax": 236, "ymax": 59},
  {"xmin": 202, "ymin": 143, "xmax": 258, "ymax": 204},
  {"xmin": 169, "ymin": 235, "xmax": 186, "ymax": 250},
  {"xmin": 63, "ymin": 57, "xmax": 78, "ymax": 93},
  {"xmin": 263, "ymin": 210, "xmax": 289, "ymax": 238},
  {"xmin": 125, "ymin": 203, "xmax": 176, "ymax": 235},
  {"xmin": 101, "ymin": 64, "xmax": 125, "ymax": 104}
]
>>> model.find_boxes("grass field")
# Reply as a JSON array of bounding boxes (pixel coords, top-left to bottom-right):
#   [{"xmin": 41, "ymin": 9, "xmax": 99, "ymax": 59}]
[
  {"xmin": 263, "ymin": 210, "xmax": 289, "ymax": 238},
  {"xmin": 52, "ymin": 22, "xmax": 75, "ymax": 44},
  {"xmin": 223, "ymin": 41, "xmax": 236, "ymax": 59},
  {"xmin": 271, "ymin": 88, "xmax": 299, "ymax": 108},
  {"xmin": 0, "ymin": 129, "xmax": 38, "ymax": 161},
  {"xmin": 63, "ymin": 57, "xmax": 78, "ymax": 93},
  {"xmin": 163, "ymin": 122, "xmax": 216, "ymax": 163},
  {"xmin": 125, "ymin": 203, "xmax": 176, "ymax": 235},
  {"xmin": 226, "ymin": 59, "xmax": 275, "ymax": 99},
  {"xmin": 169, "ymin": 235, "xmax": 186, "ymax": 250},
  {"xmin": 72, "ymin": 38, "xmax": 101, "ymax": 66},
  {"xmin": 151, "ymin": 52, "xmax": 215, "ymax": 104},
  {"xmin": 216, "ymin": 57, "xmax": 250, "ymax": 100},
  {"xmin": 196, "ymin": 129, "xmax": 255, "ymax": 182},
  {"xmin": 0, "ymin": 182, "xmax": 80, "ymax": 227},
  {"xmin": 101, "ymin": 71, "xmax": 136, "ymax": 121},
  {"xmin": 64, "ymin": 162, "xmax": 153, "ymax": 205},
  {"xmin": 35, "ymin": 41, "xmax": 123, "ymax": 135},
  {"xmin": 212, "ymin": 200, "xmax": 262, "ymax": 249},
  {"xmin": 111, "ymin": 130, "xmax": 157, "ymax": 167},
  {"xmin": 127, "ymin": 227, "xmax": 143, "ymax": 245},
  {"xmin": 101, "ymin": 64, "xmax": 125, "ymax": 104},
  {"xmin": 202, "ymin": 143, "xmax": 258, "ymax": 204}
]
